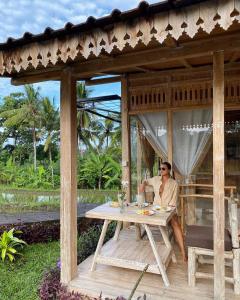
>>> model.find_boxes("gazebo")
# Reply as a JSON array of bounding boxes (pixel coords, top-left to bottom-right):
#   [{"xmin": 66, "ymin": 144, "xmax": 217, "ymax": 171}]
[{"xmin": 0, "ymin": 0, "xmax": 240, "ymax": 299}]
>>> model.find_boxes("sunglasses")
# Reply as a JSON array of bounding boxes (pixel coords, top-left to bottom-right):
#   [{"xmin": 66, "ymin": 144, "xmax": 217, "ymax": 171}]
[{"xmin": 160, "ymin": 167, "xmax": 167, "ymax": 171}]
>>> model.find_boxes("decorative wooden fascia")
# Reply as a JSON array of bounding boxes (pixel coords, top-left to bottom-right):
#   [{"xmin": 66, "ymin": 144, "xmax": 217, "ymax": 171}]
[{"xmin": 0, "ymin": 0, "xmax": 239, "ymax": 75}]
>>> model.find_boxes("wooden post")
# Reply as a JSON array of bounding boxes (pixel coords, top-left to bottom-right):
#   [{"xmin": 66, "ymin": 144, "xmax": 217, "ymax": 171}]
[
  {"xmin": 137, "ymin": 121, "xmax": 142, "ymax": 190},
  {"xmin": 60, "ymin": 68, "xmax": 77, "ymax": 284},
  {"xmin": 121, "ymin": 76, "xmax": 131, "ymax": 202},
  {"xmin": 213, "ymin": 51, "xmax": 225, "ymax": 300}
]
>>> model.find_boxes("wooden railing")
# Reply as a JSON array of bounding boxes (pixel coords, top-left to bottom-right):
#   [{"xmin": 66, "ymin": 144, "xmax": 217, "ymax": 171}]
[
  {"xmin": 129, "ymin": 80, "xmax": 240, "ymax": 113},
  {"xmin": 179, "ymin": 184, "xmax": 237, "ymax": 231}
]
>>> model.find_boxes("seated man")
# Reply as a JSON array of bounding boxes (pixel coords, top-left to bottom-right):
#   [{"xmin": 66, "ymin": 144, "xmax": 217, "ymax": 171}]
[{"xmin": 139, "ymin": 161, "xmax": 187, "ymax": 262}]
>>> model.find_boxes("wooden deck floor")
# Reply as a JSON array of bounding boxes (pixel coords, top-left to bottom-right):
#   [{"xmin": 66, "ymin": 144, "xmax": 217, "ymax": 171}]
[{"xmin": 69, "ymin": 227, "xmax": 238, "ymax": 300}]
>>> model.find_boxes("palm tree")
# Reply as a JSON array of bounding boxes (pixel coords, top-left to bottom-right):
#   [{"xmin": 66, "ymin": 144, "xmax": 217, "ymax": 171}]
[
  {"xmin": 76, "ymin": 82, "xmax": 94, "ymax": 154},
  {"xmin": 41, "ymin": 97, "xmax": 59, "ymax": 186},
  {"xmin": 0, "ymin": 85, "xmax": 41, "ymax": 170}
]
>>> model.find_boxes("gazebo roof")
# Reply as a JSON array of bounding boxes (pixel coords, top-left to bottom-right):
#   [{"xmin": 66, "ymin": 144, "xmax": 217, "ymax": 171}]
[
  {"xmin": 0, "ymin": 0, "xmax": 239, "ymax": 79},
  {"xmin": 0, "ymin": 0, "xmax": 208, "ymax": 51}
]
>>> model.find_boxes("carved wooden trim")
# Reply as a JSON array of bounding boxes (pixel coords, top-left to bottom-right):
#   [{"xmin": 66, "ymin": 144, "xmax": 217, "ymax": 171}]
[{"xmin": 0, "ymin": 0, "xmax": 239, "ymax": 75}]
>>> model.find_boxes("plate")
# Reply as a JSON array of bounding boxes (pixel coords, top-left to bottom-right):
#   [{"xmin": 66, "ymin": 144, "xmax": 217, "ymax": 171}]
[{"xmin": 136, "ymin": 209, "xmax": 155, "ymax": 216}]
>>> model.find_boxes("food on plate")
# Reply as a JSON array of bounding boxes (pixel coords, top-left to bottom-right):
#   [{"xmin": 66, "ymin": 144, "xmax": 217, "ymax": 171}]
[
  {"xmin": 110, "ymin": 201, "xmax": 119, "ymax": 208},
  {"xmin": 136, "ymin": 209, "xmax": 154, "ymax": 216}
]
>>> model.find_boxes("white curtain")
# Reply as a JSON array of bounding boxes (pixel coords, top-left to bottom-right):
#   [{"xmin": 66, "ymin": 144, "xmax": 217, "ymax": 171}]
[
  {"xmin": 138, "ymin": 109, "xmax": 212, "ymax": 176},
  {"xmin": 173, "ymin": 110, "xmax": 212, "ymax": 176},
  {"xmin": 138, "ymin": 112, "xmax": 168, "ymax": 160}
]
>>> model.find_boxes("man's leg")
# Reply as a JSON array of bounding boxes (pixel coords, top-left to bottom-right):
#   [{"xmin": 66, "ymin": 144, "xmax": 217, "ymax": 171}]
[{"xmin": 170, "ymin": 215, "xmax": 187, "ymax": 262}]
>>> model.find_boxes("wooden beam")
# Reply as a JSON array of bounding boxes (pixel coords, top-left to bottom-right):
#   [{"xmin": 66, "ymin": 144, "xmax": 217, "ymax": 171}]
[
  {"xmin": 229, "ymin": 52, "xmax": 238, "ymax": 64},
  {"xmin": 129, "ymin": 61, "xmax": 240, "ymax": 80},
  {"xmin": 71, "ymin": 33, "xmax": 240, "ymax": 78},
  {"xmin": 180, "ymin": 58, "xmax": 192, "ymax": 69},
  {"xmin": 85, "ymin": 75, "xmax": 122, "ymax": 86},
  {"xmin": 11, "ymin": 70, "xmax": 61, "ymax": 86},
  {"xmin": 135, "ymin": 66, "xmax": 154, "ymax": 73},
  {"xmin": 11, "ymin": 60, "xmax": 240, "ymax": 87},
  {"xmin": 121, "ymin": 76, "xmax": 131, "ymax": 202},
  {"xmin": 213, "ymin": 51, "xmax": 225, "ymax": 300},
  {"xmin": 60, "ymin": 68, "xmax": 77, "ymax": 284}
]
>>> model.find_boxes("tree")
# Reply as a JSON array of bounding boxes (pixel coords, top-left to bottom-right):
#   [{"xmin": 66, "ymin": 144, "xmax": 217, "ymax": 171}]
[
  {"xmin": 0, "ymin": 92, "xmax": 25, "ymax": 162},
  {"xmin": 0, "ymin": 85, "xmax": 42, "ymax": 170},
  {"xmin": 40, "ymin": 97, "xmax": 59, "ymax": 186},
  {"xmin": 76, "ymin": 82, "xmax": 91, "ymax": 153}
]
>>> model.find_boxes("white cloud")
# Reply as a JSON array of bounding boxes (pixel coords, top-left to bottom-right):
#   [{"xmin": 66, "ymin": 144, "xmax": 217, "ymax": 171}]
[
  {"xmin": 0, "ymin": 0, "xmax": 159, "ymax": 105},
  {"xmin": 0, "ymin": 0, "xmax": 159, "ymax": 42}
]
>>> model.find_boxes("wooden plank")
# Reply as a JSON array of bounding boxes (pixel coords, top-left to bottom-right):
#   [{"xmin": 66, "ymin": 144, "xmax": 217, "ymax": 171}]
[
  {"xmin": 60, "ymin": 68, "xmax": 77, "ymax": 284},
  {"xmin": 121, "ymin": 76, "xmax": 131, "ymax": 202},
  {"xmin": 85, "ymin": 75, "xmax": 122, "ymax": 86},
  {"xmin": 91, "ymin": 219, "xmax": 110, "ymax": 271},
  {"xmin": 144, "ymin": 224, "xmax": 170, "ymax": 286},
  {"xmin": 213, "ymin": 50, "xmax": 225, "ymax": 300},
  {"xmin": 11, "ymin": 70, "xmax": 61, "ymax": 85},
  {"xmin": 69, "ymin": 230, "xmax": 240, "ymax": 300},
  {"xmin": 85, "ymin": 203, "xmax": 176, "ymax": 226}
]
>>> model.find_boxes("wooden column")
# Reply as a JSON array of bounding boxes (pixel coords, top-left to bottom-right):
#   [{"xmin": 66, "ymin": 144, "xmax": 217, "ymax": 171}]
[
  {"xmin": 60, "ymin": 68, "xmax": 77, "ymax": 284},
  {"xmin": 121, "ymin": 76, "xmax": 131, "ymax": 202},
  {"xmin": 137, "ymin": 121, "xmax": 142, "ymax": 190},
  {"xmin": 213, "ymin": 51, "xmax": 225, "ymax": 300}
]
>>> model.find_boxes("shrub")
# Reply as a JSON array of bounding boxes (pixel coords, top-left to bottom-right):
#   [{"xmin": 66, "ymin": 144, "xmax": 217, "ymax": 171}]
[
  {"xmin": 39, "ymin": 266, "xmax": 95, "ymax": 300},
  {"xmin": 0, "ymin": 228, "xmax": 27, "ymax": 262},
  {"xmin": 0, "ymin": 218, "xmax": 99, "ymax": 244}
]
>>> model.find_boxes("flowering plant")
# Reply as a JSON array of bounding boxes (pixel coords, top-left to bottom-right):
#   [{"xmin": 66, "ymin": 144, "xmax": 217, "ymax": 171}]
[
  {"xmin": 118, "ymin": 181, "xmax": 128, "ymax": 212},
  {"xmin": 118, "ymin": 181, "xmax": 128, "ymax": 200}
]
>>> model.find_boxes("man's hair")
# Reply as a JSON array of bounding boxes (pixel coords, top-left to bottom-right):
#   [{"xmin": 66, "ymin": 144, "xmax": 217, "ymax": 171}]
[{"xmin": 162, "ymin": 161, "xmax": 172, "ymax": 171}]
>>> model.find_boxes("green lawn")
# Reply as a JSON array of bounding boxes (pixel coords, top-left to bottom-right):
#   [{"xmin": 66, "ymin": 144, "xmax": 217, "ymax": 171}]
[{"xmin": 0, "ymin": 241, "xmax": 60, "ymax": 300}]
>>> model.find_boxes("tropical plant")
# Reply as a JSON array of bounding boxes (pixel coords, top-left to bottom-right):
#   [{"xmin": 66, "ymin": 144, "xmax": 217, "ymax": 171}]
[
  {"xmin": 76, "ymin": 82, "xmax": 95, "ymax": 154},
  {"xmin": 0, "ymin": 228, "xmax": 27, "ymax": 262},
  {"xmin": 0, "ymin": 85, "xmax": 42, "ymax": 170},
  {"xmin": 40, "ymin": 97, "xmax": 59, "ymax": 186}
]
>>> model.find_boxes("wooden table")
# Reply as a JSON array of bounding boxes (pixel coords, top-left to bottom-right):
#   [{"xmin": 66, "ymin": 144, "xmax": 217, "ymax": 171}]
[{"xmin": 85, "ymin": 203, "xmax": 177, "ymax": 287}]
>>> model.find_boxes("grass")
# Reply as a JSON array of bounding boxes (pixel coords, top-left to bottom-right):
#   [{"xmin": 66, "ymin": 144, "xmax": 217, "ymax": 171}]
[
  {"xmin": 0, "ymin": 187, "xmax": 118, "ymax": 213},
  {"xmin": 0, "ymin": 241, "xmax": 60, "ymax": 300}
]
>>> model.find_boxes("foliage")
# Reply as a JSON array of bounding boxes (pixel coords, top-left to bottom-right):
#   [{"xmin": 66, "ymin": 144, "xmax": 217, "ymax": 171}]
[
  {"xmin": 0, "ymin": 219, "xmax": 97, "ymax": 244},
  {"xmin": 78, "ymin": 151, "xmax": 121, "ymax": 190},
  {"xmin": 0, "ymin": 241, "xmax": 60, "ymax": 300},
  {"xmin": 0, "ymin": 228, "xmax": 26, "ymax": 262},
  {"xmin": 0, "ymin": 82, "xmax": 122, "ymax": 191}
]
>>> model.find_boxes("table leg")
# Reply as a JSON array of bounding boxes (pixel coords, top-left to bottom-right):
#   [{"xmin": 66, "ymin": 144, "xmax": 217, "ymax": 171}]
[
  {"xmin": 159, "ymin": 226, "xmax": 177, "ymax": 263},
  {"xmin": 113, "ymin": 221, "xmax": 122, "ymax": 241},
  {"xmin": 135, "ymin": 223, "xmax": 142, "ymax": 240},
  {"xmin": 144, "ymin": 224, "xmax": 170, "ymax": 287},
  {"xmin": 91, "ymin": 219, "xmax": 110, "ymax": 272}
]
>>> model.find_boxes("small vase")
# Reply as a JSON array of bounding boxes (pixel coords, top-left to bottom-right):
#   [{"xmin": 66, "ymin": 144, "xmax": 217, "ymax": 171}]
[{"xmin": 119, "ymin": 200, "xmax": 124, "ymax": 213}]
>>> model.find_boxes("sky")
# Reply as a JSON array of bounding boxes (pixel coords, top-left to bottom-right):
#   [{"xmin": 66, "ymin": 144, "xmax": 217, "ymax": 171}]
[{"xmin": 0, "ymin": 0, "xmax": 158, "ymax": 107}]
